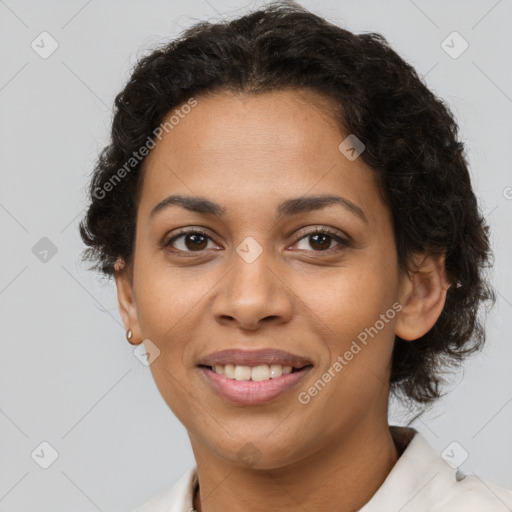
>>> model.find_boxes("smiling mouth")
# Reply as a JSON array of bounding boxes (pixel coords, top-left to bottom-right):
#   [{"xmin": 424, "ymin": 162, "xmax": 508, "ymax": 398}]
[{"xmin": 199, "ymin": 363, "xmax": 313, "ymax": 382}]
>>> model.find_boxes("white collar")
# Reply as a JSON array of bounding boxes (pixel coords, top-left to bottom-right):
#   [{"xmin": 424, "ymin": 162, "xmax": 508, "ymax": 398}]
[{"xmin": 134, "ymin": 426, "xmax": 512, "ymax": 511}]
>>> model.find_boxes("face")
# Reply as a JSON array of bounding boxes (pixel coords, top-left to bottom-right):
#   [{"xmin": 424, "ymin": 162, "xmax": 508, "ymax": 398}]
[{"xmin": 117, "ymin": 89, "xmax": 412, "ymax": 469}]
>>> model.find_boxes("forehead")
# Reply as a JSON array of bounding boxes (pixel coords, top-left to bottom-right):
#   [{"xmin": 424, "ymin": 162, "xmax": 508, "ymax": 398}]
[
  {"xmin": 149, "ymin": 89, "xmax": 341, "ymax": 162},
  {"xmin": 137, "ymin": 89, "xmax": 383, "ymax": 222}
]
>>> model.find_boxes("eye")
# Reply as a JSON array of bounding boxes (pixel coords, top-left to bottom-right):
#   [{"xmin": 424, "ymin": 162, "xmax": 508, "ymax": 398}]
[
  {"xmin": 163, "ymin": 227, "xmax": 350, "ymax": 256},
  {"xmin": 164, "ymin": 229, "xmax": 219, "ymax": 254},
  {"xmin": 293, "ymin": 228, "xmax": 350, "ymax": 253}
]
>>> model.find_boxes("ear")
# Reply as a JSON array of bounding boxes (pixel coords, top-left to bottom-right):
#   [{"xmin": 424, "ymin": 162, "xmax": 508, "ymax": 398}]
[
  {"xmin": 395, "ymin": 251, "xmax": 451, "ymax": 341},
  {"xmin": 114, "ymin": 258, "xmax": 143, "ymax": 345}
]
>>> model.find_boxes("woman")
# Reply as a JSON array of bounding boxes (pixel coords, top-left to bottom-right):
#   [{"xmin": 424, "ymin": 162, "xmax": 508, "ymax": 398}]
[{"xmin": 79, "ymin": 1, "xmax": 512, "ymax": 510}]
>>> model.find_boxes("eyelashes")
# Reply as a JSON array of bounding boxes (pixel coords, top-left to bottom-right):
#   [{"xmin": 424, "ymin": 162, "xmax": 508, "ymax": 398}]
[
  {"xmin": 294, "ymin": 227, "xmax": 350, "ymax": 252},
  {"xmin": 162, "ymin": 226, "xmax": 350, "ymax": 256},
  {"xmin": 164, "ymin": 229, "xmax": 216, "ymax": 253}
]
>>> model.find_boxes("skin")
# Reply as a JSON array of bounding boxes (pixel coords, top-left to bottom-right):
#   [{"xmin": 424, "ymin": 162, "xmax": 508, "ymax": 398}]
[{"xmin": 115, "ymin": 89, "xmax": 449, "ymax": 512}]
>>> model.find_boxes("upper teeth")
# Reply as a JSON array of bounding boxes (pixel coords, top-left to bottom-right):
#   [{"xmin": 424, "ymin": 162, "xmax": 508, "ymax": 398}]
[{"xmin": 213, "ymin": 364, "xmax": 294, "ymax": 381}]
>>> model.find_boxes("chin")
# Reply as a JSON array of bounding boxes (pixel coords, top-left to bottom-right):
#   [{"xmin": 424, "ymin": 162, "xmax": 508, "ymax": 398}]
[{"xmin": 210, "ymin": 435, "xmax": 308, "ymax": 471}]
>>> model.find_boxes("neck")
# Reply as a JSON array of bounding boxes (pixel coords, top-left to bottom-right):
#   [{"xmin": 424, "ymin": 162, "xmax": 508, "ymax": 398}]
[{"xmin": 191, "ymin": 420, "xmax": 399, "ymax": 512}]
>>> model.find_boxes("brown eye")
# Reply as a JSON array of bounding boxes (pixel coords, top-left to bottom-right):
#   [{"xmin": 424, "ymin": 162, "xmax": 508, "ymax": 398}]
[
  {"xmin": 165, "ymin": 230, "xmax": 216, "ymax": 252},
  {"xmin": 308, "ymin": 233, "xmax": 332, "ymax": 251},
  {"xmin": 294, "ymin": 229, "xmax": 349, "ymax": 253}
]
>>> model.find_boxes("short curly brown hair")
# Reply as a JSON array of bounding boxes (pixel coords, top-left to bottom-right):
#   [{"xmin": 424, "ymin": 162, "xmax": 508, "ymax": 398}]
[{"xmin": 79, "ymin": 0, "xmax": 495, "ymax": 408}]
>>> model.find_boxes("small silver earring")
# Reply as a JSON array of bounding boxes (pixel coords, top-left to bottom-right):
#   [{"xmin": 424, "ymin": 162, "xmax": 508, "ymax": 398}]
[{"xmin": 126, "ymin": 329, "xmax": 133, "ymax": 342}]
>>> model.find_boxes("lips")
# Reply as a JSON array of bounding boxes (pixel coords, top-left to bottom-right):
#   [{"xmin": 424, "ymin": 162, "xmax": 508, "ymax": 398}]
[
  {"xmin": 197, "ymin": 348, "xmax": 313, "ymax": 369},
  {"xmin": 196, "ymin": 348, "xmax": 314, "ymax": 405}
]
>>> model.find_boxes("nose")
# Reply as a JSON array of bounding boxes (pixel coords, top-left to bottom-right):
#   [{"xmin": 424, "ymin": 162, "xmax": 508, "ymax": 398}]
[{"xmin": 211, "ymin": 250, "xmax": 294, "ymax": 331}]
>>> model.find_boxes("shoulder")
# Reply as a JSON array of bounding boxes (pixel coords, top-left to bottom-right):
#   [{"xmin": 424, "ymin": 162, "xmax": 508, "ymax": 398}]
[
  {"xmin": 437, "ymin": 473, "xmax": 512, "ymax": 511},
  {"xmin": 361, "ymin": 426, "xmax": 512, "ymax": 512},
  {"xmin": 131, "ymin": 466, "xmax": 198, "ymax": 512}
]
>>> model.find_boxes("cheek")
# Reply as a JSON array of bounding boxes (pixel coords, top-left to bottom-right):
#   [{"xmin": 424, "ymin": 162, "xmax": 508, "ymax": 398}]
[
  {"xmin": 295, "ymin": 259, "xmax": 398, "ymax": 337},
  {"xmin": 289, "ymin": 252, "xmax": 399, "ymax": 388},
  {"xmin": 133, "ymin": 252, "xmax": 208, "ymax": 338}
]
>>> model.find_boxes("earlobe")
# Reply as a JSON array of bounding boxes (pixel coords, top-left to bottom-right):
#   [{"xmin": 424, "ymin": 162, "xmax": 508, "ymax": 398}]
[
  {"xmin": 395, "ymin": 252, "xmax": 451, "ymax": 341},
  {"xmin": 114, "ymin": 258, "xmax": 143, "ymax": 345}
]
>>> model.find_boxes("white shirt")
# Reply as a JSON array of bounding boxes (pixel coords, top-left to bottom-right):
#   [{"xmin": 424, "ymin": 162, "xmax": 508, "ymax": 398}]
[{"xmin": 132, "ymin": 426, "xmax": 512, "ymax": 511}]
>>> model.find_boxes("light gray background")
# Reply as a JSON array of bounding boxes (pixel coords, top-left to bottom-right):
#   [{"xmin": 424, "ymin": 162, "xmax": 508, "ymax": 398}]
[{"xmin": 1, "ymin": 0, "xmax": 511, "ymax": 510}]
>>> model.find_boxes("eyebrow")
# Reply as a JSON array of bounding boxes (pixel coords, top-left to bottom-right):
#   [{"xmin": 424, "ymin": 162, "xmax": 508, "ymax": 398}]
[{"xmin": 149, "ymin": 193, "xmax": 368, "ymax": 223}]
